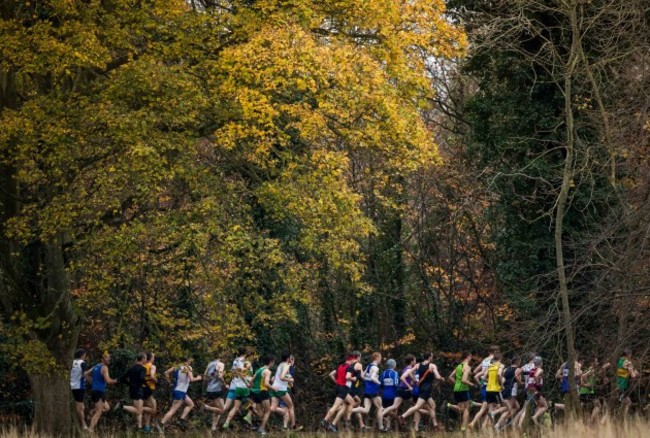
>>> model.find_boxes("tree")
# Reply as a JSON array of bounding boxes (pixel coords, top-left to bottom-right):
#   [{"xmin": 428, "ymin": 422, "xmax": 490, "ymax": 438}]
[{"xmin": 1, "ymin": 1, "xmax": 466, "ymax": 432}]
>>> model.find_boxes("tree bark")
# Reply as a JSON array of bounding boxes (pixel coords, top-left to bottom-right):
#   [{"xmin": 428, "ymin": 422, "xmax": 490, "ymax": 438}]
[
  {"xmin": 29, "ymin": 373, "xmax": 73, "ymax": 436},
  {"xmin": 1, "ymin": 69, "xmax": 78, "ymax": 434},
  {"xmin": 555, "ymin": 0, "xmax": 580, "ymax": 416}
]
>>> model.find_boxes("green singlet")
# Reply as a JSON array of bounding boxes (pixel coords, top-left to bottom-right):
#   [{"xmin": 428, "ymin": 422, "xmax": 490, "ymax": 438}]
[{"xmin": 454, "ymin": 363, "xmax": 469, "ymax": 392}]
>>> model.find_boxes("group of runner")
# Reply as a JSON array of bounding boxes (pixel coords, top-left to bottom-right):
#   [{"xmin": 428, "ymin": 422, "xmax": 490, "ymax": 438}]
[
  {"xmin": 319, "ymin": 347, "xmax": 640, "ymax": 433},
  {"xmin": 69, "ymin": 347, "xmax": 301, "ymax": 434},
  {"xmin": 69, "ymin": 345, "xmax": 640, "ymax": 434}
]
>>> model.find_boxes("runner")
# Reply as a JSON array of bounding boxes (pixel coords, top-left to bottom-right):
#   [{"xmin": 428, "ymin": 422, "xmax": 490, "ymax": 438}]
[
  {"xmin": 397, "ymin": 352, "xmax": 444, "ymax": 431},
  {"xmin": 222, "ymin": 347, "xmax": 253, "ymax": 422},
  {"xmin": 142, "ymin": 352, "xmax": 160, "ymax": 433},
  {"xmin": 70, "ymin": 348, "xmax": 89, "ymax": 431},
  {"xmin": 512, "ymin": 352, "xmax": 537, "ymax": 427},
  {"xmin": 494, "ymin": 356, "xmax": 521, "ymax": 431},
  {"xmin": 468, "ymin": 345, "xmax": 499, "ymax": 429},
  {"xmin": 270, "ymin": 352, "xmax": 301, "ymax": 430},
  {"xmin": 160, "ymin": 356, "xmax": 202, "ymax": 431},
  {"xmin": 347, "ymin": 351, "xmax": 364, "ymax": 428},
  {"xmin": 352, "ymin": 352, "xmax": 382, "ymax": 430},
  {"xmin": 556, "ymin": 353, "xmax": 582, "ymax": 404},
  {"xmin": 518, "ymin": 356, "xmax": 547, "ymax": 427},
  {"xmin": 250, "ymin": 354, "xmax": 279, "ymax": 435},
  {"xmin": 579, "ymin": 356, "xmax": 601, "ymax": 423},
  {"xmin": 379, "ymin": 358, "xmax": 399, "ymax": 431},
  {"xmin": 203, "ymin": 353, "xmax": 226, "ymax": 431},
  {"xmin": 86, "ymin": 352, "xmax": 118, "ymax": 433},
  {"xmin": 616, "ymin": 347, "xmax": 638, "ymax": 418},
  {"xmin": 379, "ymin": 354, "xmax": 416, "ymax": 427},
  {"xmin": 117, "ymin": 353, "xmax": 154, "ymax": 431},
  {"xmin": 447, "ymin": 351, "xmax": 475, "ymax": 432},
  {"xmin": 321, "ymin": 353, "xmax": 357, "ymax": 432},
  {"xmin": 481, "ymin": 352, "xmax": 504, "ymax": 426},
  {"xmin": 222, "ymin": 353, "xmax": 254, "ymax": 429}
]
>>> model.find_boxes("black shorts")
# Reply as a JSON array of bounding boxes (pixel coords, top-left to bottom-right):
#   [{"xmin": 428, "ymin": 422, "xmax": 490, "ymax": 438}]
[
  {"xmin": 382, "ymin": 398, "xmax": 395, "ymax": 409},
  {"xmin": 72, "ymin": 389, "xmax": 85, "ymax": 403},
  {"xmin": 351, "ymin": 386, "xmax": 362, "ymax": 398},
  {"xmin": 207, "ymin": 390, "xmax": 225, "ymax": 400},
  {"xmin": 363, "ymin": 392, "xmax": 379, "ymax": 400},
  {"xmin": 250, "ymin": 391, "xmax": 270, "ymax": 403},
  {"xmin": 486, "ymin": 391, "xmax": 502, "ymax": 404},
  {"xmin": 501, "ymin": 389, "xmax": 514, "ymax": 400},
  {"xmin": 418, "ymin": 387, "xmax": 433, "ymax": 401},
  {"xmin": 453, "ymin": 391, "xmax": 471, "ymax": 403},
  {"xmin": 396, "ymin": 388, "xmax": 412, "ymax": 399},
  {"xmin": 580, "ymin": 394, "xmax": 595, "ymax": 405},
  {"xmin": 91, "ymin": 390, "xmax": 106, "ymax": 403},
  {"xmin": 336, "ymin": 385, "xmax": 350, "ymax": 400},
  {"xmin": 143, "ymin": 387, "xmax": 154, "ymax": 400},
  {"xmin": 130, "ymin": 388, "xmax": 144, "ymax": 401},
  {"xmin": 617, "ymin": 388, "xmax": 632, "ymax": 401}
]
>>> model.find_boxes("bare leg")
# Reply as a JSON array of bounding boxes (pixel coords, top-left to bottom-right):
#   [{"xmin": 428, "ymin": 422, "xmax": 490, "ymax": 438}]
[
  {"xmin": 224, "ymin": 399, "xmax": 242, "ymax": 426},
  {"xmin": 88, "ymin": 400, "xmax": 106, "ymax": 432},
  {"xmin": 469, "ymin": 401, "xmax": 488, "ymax": 428},
  {"xmin": 143, "ymin": 396, "xmax": 157, "ymax": 428},
  {"xmin": 74, "ymin": 401, "xmax": 87, "ymax": 430},
  {"xmin": 280, "ymin": 393, "xmax": 296, "ymax": 427},
  {"xmin": 161, "ymin": 399, "xmax": 183, "ymax": 425},
  {"xmin": 259, "ymin": 400, "xmax": 272, "ymax": 431}
]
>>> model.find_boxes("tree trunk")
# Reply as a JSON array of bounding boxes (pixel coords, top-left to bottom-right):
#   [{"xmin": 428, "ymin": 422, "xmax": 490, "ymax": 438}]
[
  {"xmin": 555, "ymin": 0, "xmax": 580, "ymax": 416},
  {"xmin": 29, "ymin": 374, "xmax": 73, "ymax": 436}
]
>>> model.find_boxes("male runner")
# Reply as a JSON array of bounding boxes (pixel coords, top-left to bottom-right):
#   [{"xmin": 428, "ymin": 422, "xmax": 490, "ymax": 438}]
[
  {"xmin": 70, "ymin": 348, "xmax": 89, "ymax": 430},
  {"xmin": 579, "ymin": 356, "xmax": 610, "ymax": 423},
  {"xmin": 482, "ymin": 353, "xmax": 504, "ymax": 426},
  {"xmin": 379, "ymin": 354, "xmax": 416, "ymax": 427},
  {"xmin": 447, "ymin": 351, "xmax": 475, "ymax": 432},
  {"xmin": 86, "ymin": 352, "xmax": 118, "ymax": 433},
  {"xmin": 223, "ymin": 354, "xmax": 253, "ymax": 429},
  {"xmin": 398, "ymin": 352, "xmax": 444, "ymax": 431},
  {"xmin": 321, "ymin": 353, "xmax": 357, "ymax": 432},
  {"xmin": 468, "ymin": 345, "xmax": 499, "ymax": 429},
  {"xmin": 203, "ymin": 353, "xmax": 226, "ymax": 431},
  {"xmin": 556, "ymin": 353, "xmax": 582, "ymax": 402},
  {"xmin": 222, "ymin": 347, "xmax": 252, "ymax": 422},
  {"xmin": 352, "ymin": 352, "xmax": 382, "ymax": 430},
  {"xmin": 518, "ymin": 356, "xmax": 547, "ymax": 427},
  {"xmin": 379, "ymin": 358, "xmax": 399, "ymax": 431},
  {"xmin": 250, "ymin": 354, "xmax": 279, "ymax": 435},
  {"xmin": 118, "ymin": 353, "xmax": 154, "ymax": 431},
  {"xmin": 494, "ymin": 356, "xmax": 521, "ymax": 430},
  {"xmin": 616, "ymin": 347, "xmax": 638, "ymax": 418},
  {"xmin": 512, "ymin": 352, "xmax": 537, "ymax": 427},
  {"xmin": 270, "ymin": 352, "xmax": 301, "ymax": 430},
  {"xmin": 142, "ymin": 352, "xmax": 160, "ymax": 433},
  {"xmin": 161, "ymin": 356, "xmax": 202, "ymax": 431}
]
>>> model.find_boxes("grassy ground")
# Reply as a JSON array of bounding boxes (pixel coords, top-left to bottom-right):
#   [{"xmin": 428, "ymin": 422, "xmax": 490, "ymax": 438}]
[{"xmin": 1, "ymin": 417, "xmax": 650, "ymax": 438}]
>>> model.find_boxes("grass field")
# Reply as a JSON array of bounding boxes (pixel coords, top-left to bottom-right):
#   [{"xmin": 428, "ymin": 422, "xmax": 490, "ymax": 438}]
[{"xmin": 1, "ymin": 417, "xmax": 650, "ymax": 438}]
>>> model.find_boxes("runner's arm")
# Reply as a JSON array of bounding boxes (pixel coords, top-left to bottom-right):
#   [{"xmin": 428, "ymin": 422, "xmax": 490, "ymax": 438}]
[
  {"xmin": 218, "ymin": 363, "xmax": 226, "ymax": 386},
  {"xmin": 432, "ymin": 364, "xmax": 444, "ymax": 381},
  {"xmin": 462, "ymin": 366, "xmax": 475, "ymax": 388},
  {"xmin": 187, "ymin": 368, "xmax": 202, "ymax": 383},
  {"xmin": 447, "ymin": 370, "xmax": 455, "ymax": 385},
  {"xmin": 555, "ymin": 364, "xmax": 564, "ymax": 380},
  {"xmin": 150, "ymin": 364, "xmax": 158, "ymax": 383},
  {"xmin": 400, "ymin": 367, "xmax": 414, "ymax": 390},
  {"xmin": 265, "ymin": 369, "xmax": 278, "ymax": 392},
  {"xmin": 514, "ymin": 367, "xmax": 523, "ymax": 385},
  {"xmin": 371, "ymin": 366, "xmax": 381, "ymax": 385},
  {"xmin": 328, "ymin": 369, "xmax": 336, "ymax": 384},
  {"xmin": 102, "ymin": 365, "xmax": 118, "ymax": 384}
]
